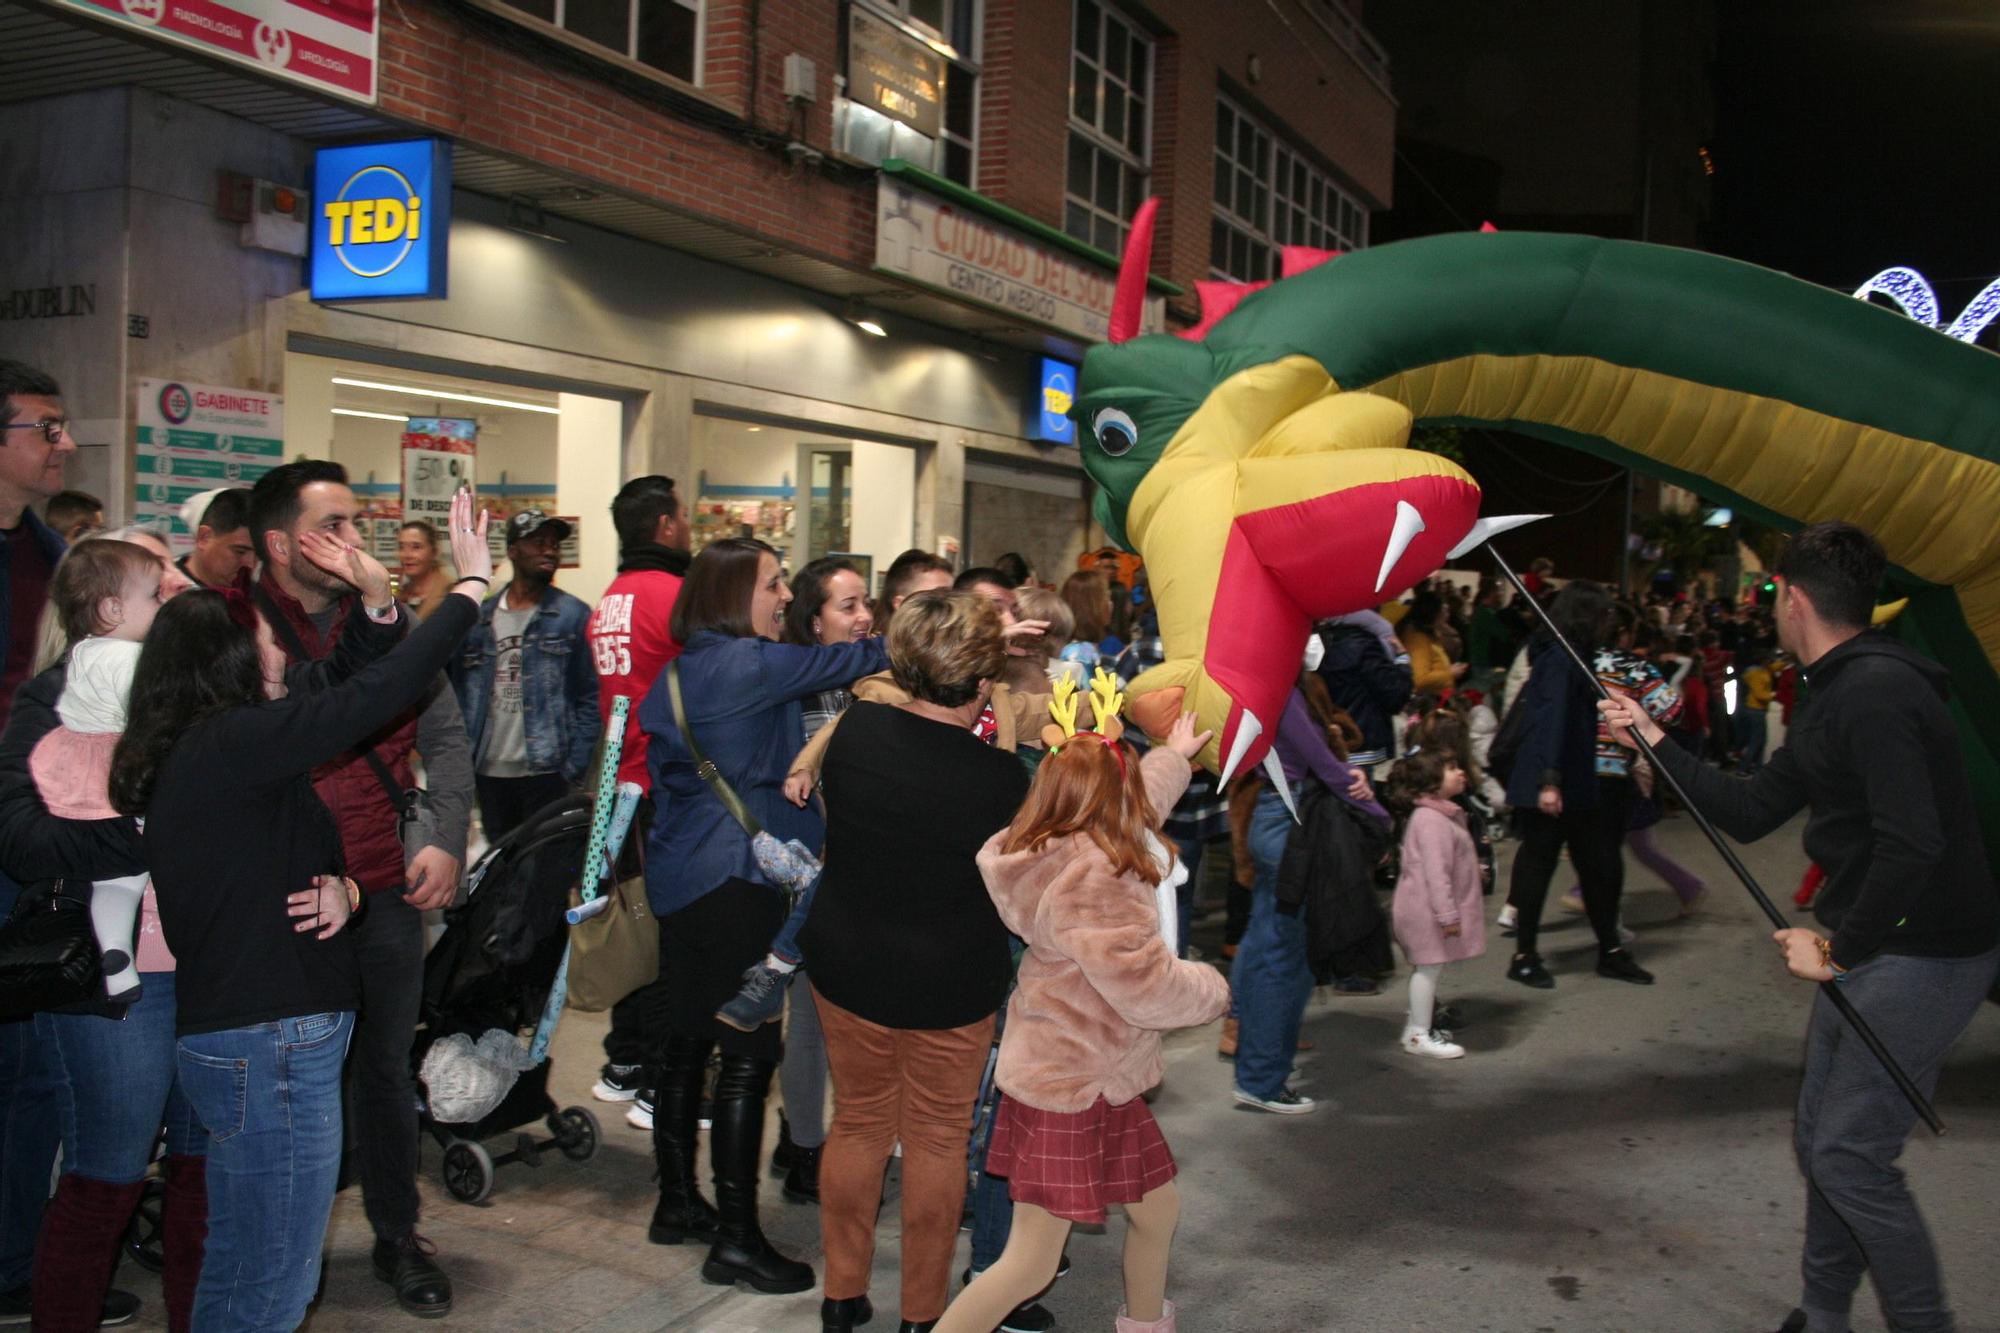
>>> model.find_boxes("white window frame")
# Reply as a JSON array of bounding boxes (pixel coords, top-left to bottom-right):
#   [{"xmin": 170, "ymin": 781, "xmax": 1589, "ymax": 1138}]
[
  {"xmin": 1210, "ymin": 93, "xmax": 1370, "ymax": 283},
  {"xmin": 1064, "ymin": 0, "xmax": 1152, "ymax": 254},
  {"xmin": 481, "ymin": 0, "xmax": 706, "ymax": 90},
  {"xmin": 834, "ymin": 0, "xmax": 981, "ymax": 187}
]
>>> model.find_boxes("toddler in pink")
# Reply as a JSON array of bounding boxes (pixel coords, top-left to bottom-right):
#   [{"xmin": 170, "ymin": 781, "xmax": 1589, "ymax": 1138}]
[
  {"xmin": 1386, "ymin": 749, "xmax": 1487, "ymax": 1059},
  {"xmin": 29, "ymin": 540, "xmax": 168, "ymax": 1002}
]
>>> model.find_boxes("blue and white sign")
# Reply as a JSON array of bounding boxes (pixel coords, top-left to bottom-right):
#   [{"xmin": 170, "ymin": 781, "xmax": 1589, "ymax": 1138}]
[
  {"xmin": 310, "ymin": 139, "xmax": 451, "ymax": 301},
  {"xmin": 1033, "ymin": 357, "xmax": 1078, "ymax": 445}
]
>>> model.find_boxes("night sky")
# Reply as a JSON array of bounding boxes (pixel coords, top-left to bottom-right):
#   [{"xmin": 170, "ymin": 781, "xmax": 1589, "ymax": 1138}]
[{"xmin": 1709, "ymin": 1, "xmax": 2000, "ymax": 312}]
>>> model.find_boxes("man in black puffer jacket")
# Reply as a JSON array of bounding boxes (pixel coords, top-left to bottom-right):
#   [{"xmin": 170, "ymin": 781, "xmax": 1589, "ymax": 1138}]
[{"xmin": 1603, "ymin": 522, "xmax": 1998, "ymax": 1333}]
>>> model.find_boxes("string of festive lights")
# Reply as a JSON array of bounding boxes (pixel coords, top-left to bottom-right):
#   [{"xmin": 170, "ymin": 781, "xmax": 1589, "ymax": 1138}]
[{"xmin": 1851, "ymin": 266, "xmax": 2000, "ymax": 343}]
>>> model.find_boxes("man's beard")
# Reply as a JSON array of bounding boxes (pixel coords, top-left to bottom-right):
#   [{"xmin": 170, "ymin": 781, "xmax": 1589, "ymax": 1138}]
[
  {"xmin": 295, "ymin": 555, "xmax": 356, "ymax": 597},
  {"xmin": 515, "ymin": 562, "xmax": 555, "ymax": 592}
]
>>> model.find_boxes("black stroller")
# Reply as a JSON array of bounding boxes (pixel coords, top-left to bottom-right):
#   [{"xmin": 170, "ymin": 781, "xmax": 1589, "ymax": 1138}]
[{"xmin": 414, "ymin": 793, "xmax": 603, "ymax": 1204}]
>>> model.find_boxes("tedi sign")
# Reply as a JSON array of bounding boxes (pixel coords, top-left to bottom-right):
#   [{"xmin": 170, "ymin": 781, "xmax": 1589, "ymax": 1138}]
[{"xmin": 310, "ymin": 139, "xmax": 452, "ymax": 302}]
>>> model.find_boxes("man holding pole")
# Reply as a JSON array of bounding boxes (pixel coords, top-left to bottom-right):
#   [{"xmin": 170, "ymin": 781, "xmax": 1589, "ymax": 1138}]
[{"xmin": 1600, "ymin": 521, "xmax": 1999, "ymax": 1333}]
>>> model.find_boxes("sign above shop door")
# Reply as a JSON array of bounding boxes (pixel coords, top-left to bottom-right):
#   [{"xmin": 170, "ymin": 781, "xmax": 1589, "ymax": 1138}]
[{"xmin": 310, "ymin": 139, "xmax": 452, "ymax": 302}]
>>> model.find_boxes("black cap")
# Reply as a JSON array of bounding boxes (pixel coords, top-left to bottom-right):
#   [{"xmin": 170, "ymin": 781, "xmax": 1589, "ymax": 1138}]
[{"xmin": 505, "ymin": 508, "xmax": 572, "ymax": 544}]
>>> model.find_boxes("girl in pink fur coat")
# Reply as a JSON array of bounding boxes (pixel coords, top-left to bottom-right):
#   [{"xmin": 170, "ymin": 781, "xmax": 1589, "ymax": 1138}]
[
  {"xmin": 1386, "ymin": 749, "xmax": 1487, "ymax": 1060},
  {"xmin": 936, "ymin": 706, "xmax": 1229, "ymax": 1333}
]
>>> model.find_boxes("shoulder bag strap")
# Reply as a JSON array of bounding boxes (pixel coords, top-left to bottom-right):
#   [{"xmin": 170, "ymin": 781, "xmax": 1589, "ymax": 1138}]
[
  {"xmin": 253, "ymin": 583, "xmax": 410, "ymax": 810},
  {"xmin": 667, "ymin": 661, "xmax": 764, "ymax": 840}
]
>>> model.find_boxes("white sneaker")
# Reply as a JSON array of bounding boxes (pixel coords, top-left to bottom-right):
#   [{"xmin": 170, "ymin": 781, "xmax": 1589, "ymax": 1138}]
[
  {"xmin": 1401, "ymin": 1029, "xmax": 1466, "ymax": 1060},
  {"xmin": 1496, "ymin": 903, "xmax": 1518, "ymax": 932},
  {"xmin": 625, "ymin": 1091, "xmax": 654, "ymax": 1131}
]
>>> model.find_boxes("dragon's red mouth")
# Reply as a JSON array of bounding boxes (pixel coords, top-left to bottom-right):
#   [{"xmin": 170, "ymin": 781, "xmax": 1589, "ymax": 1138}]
[{"xmin": 1202, "ymin": 474, "xmax": 1484, "ymax": 779}]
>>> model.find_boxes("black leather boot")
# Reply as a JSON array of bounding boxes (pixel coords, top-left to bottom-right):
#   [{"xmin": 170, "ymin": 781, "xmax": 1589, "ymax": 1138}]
[
  {"xmin": 650, "ymin": 1036, "xmax": 722, "ymax": 1246},
  {"xmin": 896, "ymin": 1321, "xmax": 937, "ymax": 1332},
  {"xmin": 699, "ymin": 1055, "xmax": 815, "ymax": 1294},
  {"xmin": 771, "ymin": 1111, "xmax": 798, "ymax": 1176},
  {"xmin": 782, "ymin": 1141, "xmax": 822, "ymax": 1205},
  {"xmin": 821, "ymin": 1294, "xmax": 874, "ymax": 1331}
]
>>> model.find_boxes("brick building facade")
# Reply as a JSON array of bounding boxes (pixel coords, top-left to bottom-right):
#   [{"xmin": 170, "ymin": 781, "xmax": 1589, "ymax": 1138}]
[{"xmin": 1, "ymin": 0, "xmax": 1397, "ymax": 601}]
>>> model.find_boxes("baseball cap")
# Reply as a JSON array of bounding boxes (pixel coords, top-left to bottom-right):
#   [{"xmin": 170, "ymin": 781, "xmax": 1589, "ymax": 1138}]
[{"xmin": 506, "ymin": 508, "xmax": 572, "ymax": 544}]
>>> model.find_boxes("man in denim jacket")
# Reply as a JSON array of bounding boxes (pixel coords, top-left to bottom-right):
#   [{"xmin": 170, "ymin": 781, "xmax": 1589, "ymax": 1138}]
[{"xmin": 454, "ymin": 509, "xmax": 600, "ymax": 840}]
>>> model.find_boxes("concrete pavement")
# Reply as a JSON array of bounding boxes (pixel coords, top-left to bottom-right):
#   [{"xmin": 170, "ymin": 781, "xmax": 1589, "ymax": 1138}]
[{"xmin": 112, "ymin": 811, "xmax": 2000, "ymax": 1331}]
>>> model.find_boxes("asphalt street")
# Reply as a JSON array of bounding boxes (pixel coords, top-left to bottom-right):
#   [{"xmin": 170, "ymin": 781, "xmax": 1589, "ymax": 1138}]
[{"xmin": 108, "ymin": 810, "xmax": 2000, "ymax": 1332}]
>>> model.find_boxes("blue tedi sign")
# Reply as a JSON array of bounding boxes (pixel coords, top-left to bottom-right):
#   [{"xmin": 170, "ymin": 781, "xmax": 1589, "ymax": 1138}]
[
  {"xmin": 1033, "ymin": 357, "xmax": 1078, "ymax": 445},
  {"xmin": 310, "ymin": 139, "xmax": 452, "ymax": 301}
]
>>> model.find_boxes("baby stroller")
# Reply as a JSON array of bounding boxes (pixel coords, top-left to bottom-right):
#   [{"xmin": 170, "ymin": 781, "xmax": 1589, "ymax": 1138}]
[{"xmin": 413, "ymin": 792, "xmax": 603, "ymax": 1204}]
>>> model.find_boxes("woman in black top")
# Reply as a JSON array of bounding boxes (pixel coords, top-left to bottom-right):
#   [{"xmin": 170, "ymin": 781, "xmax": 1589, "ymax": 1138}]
[
  {"xmin": 802, "ymin": 591, "xmax": 1030, "ymax": 1333},
  {"xmin": 107, "ymin": 488, "xmax": 492, "ymax": 1333}
]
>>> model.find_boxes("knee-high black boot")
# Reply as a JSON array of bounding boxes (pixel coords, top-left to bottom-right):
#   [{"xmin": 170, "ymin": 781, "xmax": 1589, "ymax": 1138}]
[
  {"xmin": 700, "ymin": 1054, "xmax": 815, "ymax": 1294},
  {"xmin": 650, "ymin": 1036, "xmax": 721, "ymax": 1245}
]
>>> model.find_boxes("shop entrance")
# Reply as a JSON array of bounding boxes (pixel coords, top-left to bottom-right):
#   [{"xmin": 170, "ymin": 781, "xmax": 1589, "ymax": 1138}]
[
  {"xmin": 690, "ymin": 413, "xmax": 918, "ymax": 593},
  {"xmin": 962, "ymin": 455, "xmax": 1091, "ymax": 589},
  {"xmin": 283, "ymin": 351, "xmax": 626, "ymax": 606}
]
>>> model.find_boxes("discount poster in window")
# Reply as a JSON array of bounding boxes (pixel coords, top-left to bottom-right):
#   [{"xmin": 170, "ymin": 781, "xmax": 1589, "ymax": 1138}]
[{"xmin": 400, "ymin": 417, "xmax": 476, "ymax": 531}]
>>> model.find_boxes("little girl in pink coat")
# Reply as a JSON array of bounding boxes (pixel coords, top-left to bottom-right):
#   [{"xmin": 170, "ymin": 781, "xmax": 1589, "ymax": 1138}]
[{"xmin": 1386, "ymin": 749, "xmax": 1487, "ymax": 1059}]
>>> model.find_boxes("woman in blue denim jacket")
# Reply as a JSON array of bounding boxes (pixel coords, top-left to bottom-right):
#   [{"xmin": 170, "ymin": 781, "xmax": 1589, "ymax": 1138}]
[{"xmin": 636, "ymin": 537, "xmax": 885, "ymax": 1297}]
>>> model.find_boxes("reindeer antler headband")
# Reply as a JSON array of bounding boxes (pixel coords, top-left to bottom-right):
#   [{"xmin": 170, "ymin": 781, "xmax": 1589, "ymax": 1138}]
[{"xmin": 1042, "ymin": 668, "xmax": 1129, "ymax": 767}]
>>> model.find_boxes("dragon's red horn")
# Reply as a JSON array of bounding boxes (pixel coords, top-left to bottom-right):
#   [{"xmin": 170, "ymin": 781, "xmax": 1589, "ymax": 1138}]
[{"xmin": 1108, "ymin": 198, "xmax": 1159, "ymax": 344}]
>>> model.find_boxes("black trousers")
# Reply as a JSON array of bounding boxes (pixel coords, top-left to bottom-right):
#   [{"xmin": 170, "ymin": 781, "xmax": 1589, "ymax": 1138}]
[
  {"xmin": 345, "ymin": 888, "xmax": 426, "ymax": 1243},
  {"xmin": 474, "ymin": 771, "xmax": 571, "ymax": 844},
  {"xmin": 1507, "ymin": 777, "xmax": 1630, "ymax": 957}
]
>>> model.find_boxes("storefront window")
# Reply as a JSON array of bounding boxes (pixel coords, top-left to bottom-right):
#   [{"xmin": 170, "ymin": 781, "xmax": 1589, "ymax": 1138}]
[
  {"xmin": 284, "ymin": 353, "xmax": 623, "ymax": 606},
  {"xmin": 1064, "ymin": 0, "xmax": 1151, "ymax": 255},
  {"xmin": 1210, "ymin": 94, "xmax": 1369, "ymax": 283},
  {"xmin": 490, "ymin": 0, "xmax": 702, "ymax": 84},
  {"xmin": 689, "ymin": 414, "xmax": 916, "ymax": 589}
]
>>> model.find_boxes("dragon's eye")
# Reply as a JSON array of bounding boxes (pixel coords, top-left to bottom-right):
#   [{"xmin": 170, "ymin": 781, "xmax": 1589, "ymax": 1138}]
[{"xmin": 1092, "ymin": 408, "xmax": 1138, "ymax": 456}]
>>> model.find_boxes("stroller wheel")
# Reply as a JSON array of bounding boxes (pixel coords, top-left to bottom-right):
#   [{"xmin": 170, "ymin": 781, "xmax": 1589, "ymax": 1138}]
[
  {"xmin": 555, "ymin": 1106, "xmax": 601, "ymax": 1162},
  {"xmin": 124, "ymin": 1177, "xmax": 166, "ymax": 1273},
  {"xmin": 441, "ymin": 1140, "xmax": 496, "ymax": 1204}
]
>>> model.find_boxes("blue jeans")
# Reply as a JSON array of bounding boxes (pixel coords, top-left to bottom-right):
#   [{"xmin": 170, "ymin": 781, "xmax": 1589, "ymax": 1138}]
[
  {"xmin": 0, "ymin": 1017, "xmax": 58, "ymax": 1291},
  {"xmin": 1735, "ymin": 709, "xmax": 1769, "ymax": 772},
  {"xmin": 38, "ymin": 972, "xmax": 205, "ymax": 1182},
  {"xmin": 770, "ymin": 875, "xmax": 816, "ymax": 967},
  {"xmin": 178, "ymin": 1011, "xmax": 355, "ymax": 1333},
  {"xmin": 1232, "ymin": 788, "xmax": 1314, "ymax": 1100}
]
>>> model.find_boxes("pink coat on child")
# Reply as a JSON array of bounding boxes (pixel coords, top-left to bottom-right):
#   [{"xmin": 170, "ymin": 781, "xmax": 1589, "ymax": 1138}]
[{"xmin": 1391, "ymin": 795, "xmax": 1487, "ymax": 966}]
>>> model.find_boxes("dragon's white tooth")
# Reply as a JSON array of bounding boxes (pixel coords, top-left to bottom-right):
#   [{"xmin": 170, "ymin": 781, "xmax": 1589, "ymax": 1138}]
[
  {"xmin": 1447, "ymin": 513, "xmax": 1548, "ymax": 560},
  {"xmin": 1263, "ymin": 748, "xmax": 1300, "ymax": 823},
  {"xmin": 1216, "ymin": 708, "xmax": 1265, "ymax": 784},
  {"xmin": 1376, "ymin": 500, "xmax": 1428, "ymax": 593}
]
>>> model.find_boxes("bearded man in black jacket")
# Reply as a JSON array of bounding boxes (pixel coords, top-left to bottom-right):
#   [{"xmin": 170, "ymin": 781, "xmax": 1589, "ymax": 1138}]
[{"xmin": 1602, "ymin": 521, "xmax": 1999, "ymax": 1333}]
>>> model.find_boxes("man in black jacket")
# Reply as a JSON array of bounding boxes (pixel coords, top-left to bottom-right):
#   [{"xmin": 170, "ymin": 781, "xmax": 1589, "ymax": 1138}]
[
  {"xmin": 1602, "ymin": 522, "xmax": 1999, "ymax": 1333},
  {"xmin": 1314, "ymin": 614, "xmax": 1413, "ymax": 772}
]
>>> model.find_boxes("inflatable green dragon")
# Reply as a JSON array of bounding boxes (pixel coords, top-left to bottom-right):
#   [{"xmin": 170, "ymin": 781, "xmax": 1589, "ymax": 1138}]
[{"xmin": 1074, "ymin": 202, "xmax": 2000, "ymax": 853}]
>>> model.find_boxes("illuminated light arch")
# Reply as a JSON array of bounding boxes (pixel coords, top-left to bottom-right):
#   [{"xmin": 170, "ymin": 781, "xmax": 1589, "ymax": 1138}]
[
  {"xmin": 1943, "ymin": 277, "xmax": 2000, "ymax": 343},
  {"xmin": 1852, "ymin": 266, "xmax": 1942, "ymax": 327}
]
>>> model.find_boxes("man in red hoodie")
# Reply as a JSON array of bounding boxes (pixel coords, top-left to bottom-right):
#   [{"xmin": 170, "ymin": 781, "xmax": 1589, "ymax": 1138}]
[
  {"xmin": 585, "ymin": 476, "xmax": 690, "ymax": 1111},
  {"xmin": 249, "ymin": 461, "xmax": 473, "ymax": 1319}
]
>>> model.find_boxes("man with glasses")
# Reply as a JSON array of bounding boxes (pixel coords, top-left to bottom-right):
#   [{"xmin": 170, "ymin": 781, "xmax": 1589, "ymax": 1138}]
[
  {"xmin": 0, "ymin": 362, "xmax": 75, "ymax": 731},
  {"xmin": 0, "ymin": 361, "xmax": 137, "ymax": 1327}
]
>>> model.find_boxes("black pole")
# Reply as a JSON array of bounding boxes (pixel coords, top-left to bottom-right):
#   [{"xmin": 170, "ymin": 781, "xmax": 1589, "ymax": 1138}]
[{"xmin": 1486, "ymin": 544, "xmax": 1944, "ymax": 1136}]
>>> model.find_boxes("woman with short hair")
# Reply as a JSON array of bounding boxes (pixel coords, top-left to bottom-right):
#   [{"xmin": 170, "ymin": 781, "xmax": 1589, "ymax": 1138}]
[
  {"xmin": 637, "ymin": 537, "xmax": 888, "ymax": 1295},
  {"xmin": 802, "ymin": 591, "xmax": 1031, "ymax": 1333}
]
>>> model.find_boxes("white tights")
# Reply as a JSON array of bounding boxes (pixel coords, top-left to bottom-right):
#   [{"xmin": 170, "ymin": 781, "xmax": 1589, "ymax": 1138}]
[
  {"xmin": 90, "ymin": 873, "xmax": 149, "ymax": 1000},
  {"xmin": 1404, "ymin": 963, "xmax": 1444, "ymax": 1037}
]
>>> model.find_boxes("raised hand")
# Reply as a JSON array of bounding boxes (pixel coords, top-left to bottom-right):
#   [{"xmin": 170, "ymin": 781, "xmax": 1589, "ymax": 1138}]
[
  {"xmin": 445, "ymin": 487, "xmax": 494, "ymax": 600},
  {"xmin": 1165, "ymin": 709, "xmax": 1213, "ymax": 761},
  {"xmin": 298, "ymin": 529, "xmax": 392, "ymax": 609}
]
